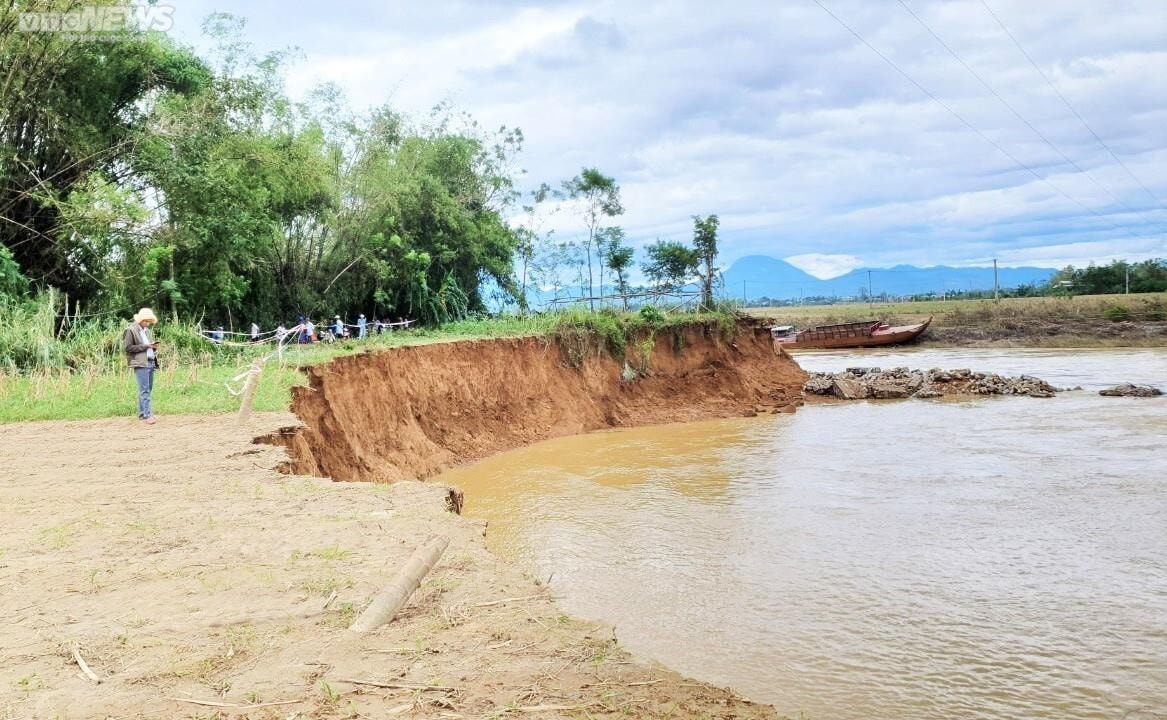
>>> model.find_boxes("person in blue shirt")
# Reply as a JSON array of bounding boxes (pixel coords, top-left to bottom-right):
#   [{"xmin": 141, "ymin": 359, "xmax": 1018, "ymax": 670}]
[
  {"xmin": 332, "ymin": 315, "xmax": 344, "ymax": 339},
  {"xmin": 357, "ymin": 314, "xmax": 367, "ymax": 339}
]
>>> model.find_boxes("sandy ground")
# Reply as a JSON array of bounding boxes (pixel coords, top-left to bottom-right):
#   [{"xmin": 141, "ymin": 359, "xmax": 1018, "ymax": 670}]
[{"xmin": 0, "ymin": 413, "xmax": 781, "ymax": 719}]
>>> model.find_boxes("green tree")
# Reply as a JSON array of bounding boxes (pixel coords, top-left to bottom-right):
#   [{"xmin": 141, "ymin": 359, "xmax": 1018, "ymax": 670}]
[
  {"xmin": 1048, "ymin": 259, "xmax": 1167, "ymax": 296},
  {"xmin": 644, "ymin": 240, "xmax": 697, "ymax": 293},
  {"xmin": 0, "ymin": 245, "xmax": 27, "ymax": 302},
  {"xmin": 0, "ymin": 3, "xmax": 209, "ymax": 305},
  {"xmin": 1, "ymin": 8, "xmax": 529, "ymax": 328},
  {"xmin": 559, "ymin": 168, "xmax": 623, "ymax": 309},
  {"xmin": 333, "ymin": 105, "xmax": 524, "ymax": 324},
  {"xmin": 516, "ymin": 183, "xmax": 553, "ymax": 312},
  {"xmin": 595, "ymin": 225, "xmax": 626, "ymax": 306},
  {"xmin": 691, "ymin": 214, "xmax": 720, "ymax": 310},
  {"xmin": 603, "ymin": 229, "xmax": 634, "ymax": 310},
  {"xmin": 131, "ymin": 16, "xmax": 338, "ymax": 324},
  {"xmin": 1131, "ymin": 259, "xmax": 1167, "ymax": 293}
]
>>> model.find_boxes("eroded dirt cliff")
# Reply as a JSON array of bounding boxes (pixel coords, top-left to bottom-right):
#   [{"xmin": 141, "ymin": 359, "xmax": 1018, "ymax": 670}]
[{"xmin": 264, "ymin": 320, "xmax": 808, "ymax": 482}]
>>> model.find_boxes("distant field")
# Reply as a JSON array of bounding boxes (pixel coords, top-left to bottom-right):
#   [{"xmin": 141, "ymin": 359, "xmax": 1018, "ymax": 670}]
[
  {"xmin": 747, "ymin": 293, "xmax": 1166, "ymax": 322},
  {"xmin": 746, "ymin": 293, "xmax": 1167, "ymax": 347}
]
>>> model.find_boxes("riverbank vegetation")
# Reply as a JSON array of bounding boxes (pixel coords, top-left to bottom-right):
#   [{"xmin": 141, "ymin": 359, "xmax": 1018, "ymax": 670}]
[
  {"xmin": 1, "ymin": 5, "xmax": 728, "ymax": 333},
  {"xmin": 0, "ymin": 300, "xmax": 740, "ymax": 422}
]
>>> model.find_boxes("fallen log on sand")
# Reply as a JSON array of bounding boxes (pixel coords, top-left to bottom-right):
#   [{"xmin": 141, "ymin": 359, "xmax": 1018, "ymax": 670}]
[{"xmin": 350, "ymin": 535, "xmax": 449, "ymax": 632}]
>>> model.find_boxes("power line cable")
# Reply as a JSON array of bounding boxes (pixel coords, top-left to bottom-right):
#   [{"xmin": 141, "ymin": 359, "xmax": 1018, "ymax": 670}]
[
  {"xmin": 896, "ymin": 0, "xmax": 1158, "ymax": 226},
  {"xmin": 810, "ymin": 0, "xmax": 1151, "ymax": 242},
  {"xmin": 979, "ymin": 0, "xmax": 1165, "ymax": 210}
]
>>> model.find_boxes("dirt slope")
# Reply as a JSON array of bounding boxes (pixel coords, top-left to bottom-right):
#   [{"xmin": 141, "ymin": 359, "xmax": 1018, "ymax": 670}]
[
  {"xmin": 0, "ymin": 414, "xmax": 783, "ymax": 719},
  {"xmin": 267, "ymin": 320, "xmax": 807, "ymax": 482}
]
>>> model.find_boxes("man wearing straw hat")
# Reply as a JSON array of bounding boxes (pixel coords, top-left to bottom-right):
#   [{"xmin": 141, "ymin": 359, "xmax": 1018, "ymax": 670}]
[{"xmin": 124, "ymin": 308, "xmax": 161, "ymax": 425}]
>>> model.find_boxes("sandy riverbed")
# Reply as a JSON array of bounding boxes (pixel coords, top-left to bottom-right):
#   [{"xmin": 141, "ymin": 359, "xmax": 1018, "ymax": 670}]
[{"xmin": 0, "ymin": 413, "xmax": 779, "ymax": 719}]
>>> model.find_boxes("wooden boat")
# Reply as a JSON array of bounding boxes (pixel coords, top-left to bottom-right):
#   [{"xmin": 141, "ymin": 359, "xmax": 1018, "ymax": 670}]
[{"xmin": 771, "ymin": 317, "xmax": 932, "ymax": 349}]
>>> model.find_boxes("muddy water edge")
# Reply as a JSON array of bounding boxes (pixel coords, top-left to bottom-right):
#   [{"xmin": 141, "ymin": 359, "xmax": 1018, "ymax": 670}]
[{"xmin": 440, "ymin": 348, "xmax": 1167, "ymax": 720}]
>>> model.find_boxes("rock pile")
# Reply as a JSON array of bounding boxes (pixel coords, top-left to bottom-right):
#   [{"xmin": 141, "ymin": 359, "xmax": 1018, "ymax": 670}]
[
  {"xmin": 1098, "ymin": 383, "xmax": 1163, "ymax": 397},
  {"xmin": 803, "ymin": 366, "xmax": 1061, "ymax": 400}
]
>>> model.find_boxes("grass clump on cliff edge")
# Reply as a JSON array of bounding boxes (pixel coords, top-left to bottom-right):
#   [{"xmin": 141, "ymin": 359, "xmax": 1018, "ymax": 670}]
[{"xmin": 551, "ymin": 305, "xmax": 739, "ymax": 368}]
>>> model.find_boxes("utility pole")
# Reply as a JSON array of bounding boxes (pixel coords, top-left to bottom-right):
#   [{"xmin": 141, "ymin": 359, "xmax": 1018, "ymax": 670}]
[
  {"xmin": 1125, "ymin": 264, "xmax": 1130, "ymax": 294},
  {"xmin": 993, "ymin": 258, "xmax": 999, "ymax": 304},
  {"xmin": 867, "ymin": 270, "xmax": 873, "ymax": 308}
]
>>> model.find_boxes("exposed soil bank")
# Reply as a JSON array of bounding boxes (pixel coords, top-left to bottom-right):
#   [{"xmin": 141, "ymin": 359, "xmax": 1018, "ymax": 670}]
[{"xmin": 265, "ymin": 320, "xmax": 808, "ymax": 482}]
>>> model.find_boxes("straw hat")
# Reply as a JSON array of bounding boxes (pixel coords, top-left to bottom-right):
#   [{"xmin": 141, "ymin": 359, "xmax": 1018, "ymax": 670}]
[{"xmin": 133, "ymin": 307, "xmax": 158, "ymax": 324}]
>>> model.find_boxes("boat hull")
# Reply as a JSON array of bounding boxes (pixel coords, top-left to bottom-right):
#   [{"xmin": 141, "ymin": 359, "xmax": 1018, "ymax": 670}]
[{"xmin": 774, "ymin": 318, "xmax": 932, "ymax": 350}]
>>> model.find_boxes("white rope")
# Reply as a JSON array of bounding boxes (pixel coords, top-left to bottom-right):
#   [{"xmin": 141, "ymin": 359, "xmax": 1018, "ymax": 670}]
[
  {"xmin": 221, "ymin": 323, "xmax": 309, "ymax": 396},
  {"xmin": 201, "ymin": 335, "xmax": 281, "ymax": 347},
  {"xmin": 224, "ymin": 362, "xmax": 261, "ymax": 397},
  {"xmin": 200, "ymin": 319, "xmax": 415, "ymax": 344},
  {"xmin": 217, "ymin": 316, "xmax": 418, "ymax": 398},
  {"xmin": 199, "ymin": 328, "xmax": 280, "ymax": 338},
  {"xmin": 341, "ymin": 320, "xmax": 416, "ymax": 329},
  {"xmin": 370, "ymin": 319, "xmax": 416, "ymax": 328}
]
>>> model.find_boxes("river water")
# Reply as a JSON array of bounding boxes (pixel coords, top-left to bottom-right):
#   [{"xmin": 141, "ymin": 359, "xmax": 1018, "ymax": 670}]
[{"xmin": 439, "ymin": 349, "xmax": 1167, "ymax": 720}]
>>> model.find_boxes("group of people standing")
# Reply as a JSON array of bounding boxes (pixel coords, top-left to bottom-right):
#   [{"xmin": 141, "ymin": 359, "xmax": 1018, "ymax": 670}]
[
  {"xmin": 289, "ymin": 314, "xmax": 413, "ymax": 344},
  {"xmin": 204, "ymin": 314, "xmax": 414, "ymax": 345}
]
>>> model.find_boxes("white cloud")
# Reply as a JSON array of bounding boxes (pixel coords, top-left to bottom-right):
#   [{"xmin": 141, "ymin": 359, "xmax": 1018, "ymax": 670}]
[
  {"xmin": 995, "ymin": 237, "xmax": 1167, "ymax": 268},
  {"xmin": 167, "ymin": 0, "xmax": 1167, "ymax": 269},
  {"xmin": 785, "ymin": 253, "xmax": 863, "ymax": 279}
]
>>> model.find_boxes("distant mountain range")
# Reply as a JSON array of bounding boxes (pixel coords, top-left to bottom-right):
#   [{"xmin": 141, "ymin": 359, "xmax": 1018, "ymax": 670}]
[{"xmin": 722, "ymin": 255, "xmax": 1057, "ymax": 301}]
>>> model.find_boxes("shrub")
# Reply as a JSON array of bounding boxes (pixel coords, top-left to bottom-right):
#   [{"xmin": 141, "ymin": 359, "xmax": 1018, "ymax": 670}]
[
  {"xmin": 638, "ymin": 305, "xmax": 664, "ymax": 325},
  {"xmin": 1103, "ymin": 304, "xmax": 1131, "ymax": 322}
]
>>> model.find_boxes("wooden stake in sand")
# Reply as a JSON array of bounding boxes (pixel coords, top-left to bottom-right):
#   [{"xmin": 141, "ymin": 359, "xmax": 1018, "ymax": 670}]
[
  {"xmin": 350, "ymin": 535, "xmax": 449, "ymax": 633},
  {"xmin": 236, "ymin": 356, "xmax": 268, "ymax": 424},
  {"xmin": 71, "ymin": 644, "xmax": 101, "ymax": 684}
]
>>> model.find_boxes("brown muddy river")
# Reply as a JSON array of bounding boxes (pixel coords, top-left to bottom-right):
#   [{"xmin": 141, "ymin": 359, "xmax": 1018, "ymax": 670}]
[{"xmin": 439, "ymin": 349, "xmax": 1167, "ymax": 720}]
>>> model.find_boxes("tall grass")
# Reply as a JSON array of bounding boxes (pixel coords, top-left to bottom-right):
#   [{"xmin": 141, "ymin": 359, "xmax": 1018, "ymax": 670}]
[{"xmin": 0, "ymin": 291, "xmax": 235, "ymax": 374}]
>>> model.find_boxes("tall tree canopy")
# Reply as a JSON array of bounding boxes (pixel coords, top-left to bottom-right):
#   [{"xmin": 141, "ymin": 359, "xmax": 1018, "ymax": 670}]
[
  {"xmin": 0, "ymin": 7, "xmax": 526, "ymax": 326},
  {"xmin": 559, "ymin": 168, "xmax": 622, "ymax": 309},
  {"xmin": 0, "ymin": 1, "xmax": 209, "ymax": 302},
  {"xmin": 691, "ymin": 214, "xmax": 720, "ymax": 310}
]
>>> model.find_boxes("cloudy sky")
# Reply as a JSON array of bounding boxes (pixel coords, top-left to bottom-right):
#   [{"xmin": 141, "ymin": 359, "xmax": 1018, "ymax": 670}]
[{"xmin": 167, "ymin": 0, "xmax": 1166, "ymax": 278}]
